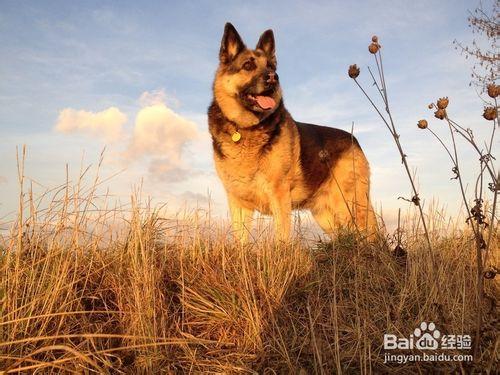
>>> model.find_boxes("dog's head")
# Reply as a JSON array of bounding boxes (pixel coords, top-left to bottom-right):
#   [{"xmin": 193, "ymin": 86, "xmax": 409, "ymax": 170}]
[{"xmin": 213, "ymin": 23, "xmax": 282, "ymax": 127}]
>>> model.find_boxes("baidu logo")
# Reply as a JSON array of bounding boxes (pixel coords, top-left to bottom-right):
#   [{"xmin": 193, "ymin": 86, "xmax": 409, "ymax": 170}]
[
  {"xmin": 384, "ymin": 322, "xmax": 471, "ymax": 351},
  {"xmin": 414, "ymin": 322, "xmax": 440, "ymax": 349}
]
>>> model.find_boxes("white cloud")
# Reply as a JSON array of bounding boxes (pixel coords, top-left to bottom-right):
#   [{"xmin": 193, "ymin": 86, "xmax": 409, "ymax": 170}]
[
  {"xmin": 54, "ymin": 92, "xmax": 201, "ymax": 184},
  {"xmin": 55, "ymin": 107, "xmax": 127, "ymax": 142},
  {"xmin": 127, "ymin": 102, "xmax": 198, "ymax": 158},
  {"xmin": 125, "ymin": 100, "xmax": 200, "ymax": 183}
]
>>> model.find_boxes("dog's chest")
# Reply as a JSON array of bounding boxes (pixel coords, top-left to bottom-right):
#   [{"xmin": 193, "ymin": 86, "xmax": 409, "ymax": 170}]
[{"xmin": 214, "ymin": 139, "xmax": 284, "ymax": 211}]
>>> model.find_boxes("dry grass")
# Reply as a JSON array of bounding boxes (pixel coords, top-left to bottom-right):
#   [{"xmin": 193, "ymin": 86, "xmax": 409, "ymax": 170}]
[{"xmin": 0, "ymin": 172, "xmax": 498, "ymax": 374}]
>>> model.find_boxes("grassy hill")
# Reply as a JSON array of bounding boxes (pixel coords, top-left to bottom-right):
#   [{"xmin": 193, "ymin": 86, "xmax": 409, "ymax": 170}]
[{"xmin": 1, "ymin": 183, "xmax": 497, "ymax": 374}]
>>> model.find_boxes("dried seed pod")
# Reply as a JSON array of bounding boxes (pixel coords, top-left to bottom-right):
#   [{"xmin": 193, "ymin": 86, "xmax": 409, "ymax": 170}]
[
  {"xmin": 483, "ymin": 106, "xmax": 497, "ymax": 121},
  {"xmin": 487, "ymin": 83, "xmax": 499, "ymax": 98},
  {"xmin": 348, "ymin": 64, "xmax": 360, "ymax": 79},
  {"xmin": 428, "ymin": 103, "xmax": 434, "ymax": 109},
  {"xmin": 368, "ymin": 42, "xmax": 380, "ymax": 54},
  {"xmin": 372, "ymin": 35, "xmax": 379, "ymax": 43},
  {"xmin": 437, "ymin": 97, "xmax": 449, "ymax": 109},
  {"xmin": 417, "ymin": 119, "xmax": 428, "ymax": 129},
  {"xmin": 434, "ymin": 109, "xmax": 446, "ymax": 120}
]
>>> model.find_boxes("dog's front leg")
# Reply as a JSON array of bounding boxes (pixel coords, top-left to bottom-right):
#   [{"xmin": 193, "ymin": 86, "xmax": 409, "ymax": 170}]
[
  {"xmin": 228, "ymin": 197, "xmax": 253, "ymax": 244},
  {"xmin": 269, "ymin": 184, "xmax": 292, "ymax": 242}
]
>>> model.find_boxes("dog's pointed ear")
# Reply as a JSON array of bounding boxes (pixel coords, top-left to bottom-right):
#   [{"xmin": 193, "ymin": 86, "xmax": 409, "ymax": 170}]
[
  {"xmin": 256, "ymin": 29, "xmax": 275, "ymax": 60},
  {"xmin": 220, "ymin": 23, "xmax": 245, "ymax": 64}
]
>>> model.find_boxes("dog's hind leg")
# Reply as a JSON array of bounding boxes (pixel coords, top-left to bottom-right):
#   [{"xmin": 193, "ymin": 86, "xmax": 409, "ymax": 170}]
[
  {"xmin": 229, "ymin": 197, "xmax": 254, "ymax": 244},
  {"xmin": 310, "ymin": 147, "xmax": 378, "ymax": 240}
]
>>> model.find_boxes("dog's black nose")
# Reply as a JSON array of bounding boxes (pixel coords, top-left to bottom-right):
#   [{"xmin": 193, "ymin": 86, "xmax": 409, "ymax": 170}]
[{"xmin": 266, "ymin": 71, "xmax": 278, "ymax": 85}]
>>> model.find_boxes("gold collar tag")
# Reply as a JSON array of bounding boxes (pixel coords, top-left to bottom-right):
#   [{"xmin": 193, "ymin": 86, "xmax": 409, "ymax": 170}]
[{"xmin": 231, "ymin": 131, "xmax": 241, "ymax": 143}]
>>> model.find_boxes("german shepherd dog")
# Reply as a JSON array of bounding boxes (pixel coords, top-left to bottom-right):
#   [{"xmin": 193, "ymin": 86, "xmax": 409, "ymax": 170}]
[{"xmin": 208, "ymin": 23, "xmax": 376, "ymax": 241}]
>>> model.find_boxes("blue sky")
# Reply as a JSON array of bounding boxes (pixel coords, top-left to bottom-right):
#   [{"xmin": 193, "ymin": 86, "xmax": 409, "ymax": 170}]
[{"xmin": 0, "ymin": 0, "xmax": 496, "ymax": 229}]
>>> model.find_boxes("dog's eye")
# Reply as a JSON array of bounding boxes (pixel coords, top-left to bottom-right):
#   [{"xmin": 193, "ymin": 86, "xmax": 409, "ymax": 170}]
[{"xmin": 242, "ymin": 61, "xmax": 256, "ymax": 71}]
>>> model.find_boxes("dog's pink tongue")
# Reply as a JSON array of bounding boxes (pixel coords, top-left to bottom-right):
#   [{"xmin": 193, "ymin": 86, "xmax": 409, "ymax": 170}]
[{"xmin": 256, "ymin": 95, "xmax": 276, "ymax": 110}]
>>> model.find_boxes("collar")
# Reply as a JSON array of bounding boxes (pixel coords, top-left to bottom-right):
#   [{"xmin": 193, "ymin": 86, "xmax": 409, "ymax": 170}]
[{"xmin": 222, "ymin": 100, "xmax": 284, "ymax": 141}]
